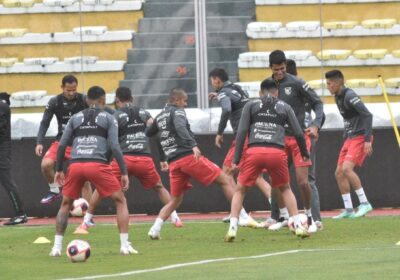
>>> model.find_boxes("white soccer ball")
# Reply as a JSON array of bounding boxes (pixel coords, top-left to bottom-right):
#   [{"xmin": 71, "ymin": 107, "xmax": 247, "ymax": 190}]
[
  {"xmin": 70, "ymin": 198, "xmax": 89, "ymax": 217},
  {"xmin": 288, "ymin": 213, "xmax": 309, "ymax": 233},
  {"xmin": 66, "ymin": 239, "xmax": 91, "ymax": 262}
]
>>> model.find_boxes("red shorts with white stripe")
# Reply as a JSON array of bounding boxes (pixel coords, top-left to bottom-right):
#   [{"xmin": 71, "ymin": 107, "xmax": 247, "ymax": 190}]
[
  {"xmin": 238, "ymin": 147, "xmax": 289, "ymax": 188},
  {"xmin": 338, "ymin": 135, "xmax": 373, "ymax": 167},
  {"xmin": 43, "ymin": 141, "xmax": 72, "ymax": 161},
  {"xmin": 63, "ymin": 162, "xmax": 121, "ymax": 199},
  {"xmin": 169, "ymin": 154, "xmax": 222, "ymax": 197},
  {"xmin": 111, "ymin": 155, "xmax": 161, "ymax": 189}
]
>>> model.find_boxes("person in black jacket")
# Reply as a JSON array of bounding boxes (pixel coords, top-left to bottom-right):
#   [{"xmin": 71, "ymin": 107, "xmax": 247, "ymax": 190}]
[{"xmin": 0, "ymin": 92, "xmax": 27, "ymax": 225}]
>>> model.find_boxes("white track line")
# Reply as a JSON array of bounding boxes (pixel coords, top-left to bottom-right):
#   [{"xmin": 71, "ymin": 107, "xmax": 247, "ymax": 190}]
[{"xmin": 58, "ymin": 247, "xmax": 399, "ymax": 280}]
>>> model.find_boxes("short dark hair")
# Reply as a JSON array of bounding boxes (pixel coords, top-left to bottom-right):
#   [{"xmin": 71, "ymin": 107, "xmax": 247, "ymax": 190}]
[
  {"xmin": 61, "ymin": 75, "xmax": 78, "ymax": 86},
  {"xmin": 325, "ymin": 69, "xmax": 344, "ymax": 80},
  {"xmin": 286, "ymin": 59, "xmax": 297, "ymax": 76},
  {"xmin": 208, "ymin": 67, "xmax": 229, "ymax": 82},
  {"xmin": 0, "ymin": 92, "xmax": 10, "ymax": 105},
  {"xmin": 260, "ymin": 79, "xmax": 278, "ymax": 92},
  {"xmin": 87, "ymin": 86, "xmax": 105, "ymax": 100},
  {"xmin": 169, "ymin": 88, "xmax": 186, "ymax": 103},
  {"xmin": 115, "ymin": 87, "xmax": 133, "ymax": 102},
  {"xmin": 269, "ymin": 50, "xmax": 286, "ymax": 67}
]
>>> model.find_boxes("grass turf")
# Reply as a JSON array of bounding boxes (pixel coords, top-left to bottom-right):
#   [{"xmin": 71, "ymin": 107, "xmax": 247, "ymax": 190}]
[{"xmin": 0, "ymin": 217, "xmax": 399, "ymax": 280}]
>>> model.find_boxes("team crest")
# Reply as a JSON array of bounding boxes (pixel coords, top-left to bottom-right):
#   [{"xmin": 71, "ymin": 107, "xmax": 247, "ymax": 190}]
[{"xmin": 284, "ymin": 87, "xmax": 292, "ymax": 95}]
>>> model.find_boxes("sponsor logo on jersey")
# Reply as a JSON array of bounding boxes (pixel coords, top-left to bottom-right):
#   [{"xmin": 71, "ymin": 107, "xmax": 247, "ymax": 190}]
[{"xmin": 284, "ymin": 87, "xmax": 292, "ymax": 95}]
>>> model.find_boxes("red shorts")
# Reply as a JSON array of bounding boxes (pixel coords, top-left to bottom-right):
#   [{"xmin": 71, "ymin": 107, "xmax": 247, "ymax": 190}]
[
  {"xmin": 111, "ymin": 155, "xmax": 161, "ymax": 189},
  {"xmin": 223, "ymin": 138, "xmax": 249, "ymax": 168},
  {"xmin": 63, "ymin": 162, "xmax": 121, "ymax": 199},
  {"xmin": 44, "ymin": 141, "xmax": 72, "ymax": 161},
  {"xmin": 284, "ymin": 134, "xmax": 312, "ymax": 167},
  {"xmin": 169, "ymin": 154, "xmax": 222, "ymax": 197},
  {"xmin": 238, "ymin": 147, "xmax": 289, "ymax": 188},
  {"xmin": 338, "ymin": 135, "xmax": 373, "ymax": 167}
]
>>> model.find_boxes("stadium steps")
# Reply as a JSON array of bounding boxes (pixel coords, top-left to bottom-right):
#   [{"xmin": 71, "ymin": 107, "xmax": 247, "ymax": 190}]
[{"xmin": 120, "ymin": 0, "xmax": 254, "ymax": 108}]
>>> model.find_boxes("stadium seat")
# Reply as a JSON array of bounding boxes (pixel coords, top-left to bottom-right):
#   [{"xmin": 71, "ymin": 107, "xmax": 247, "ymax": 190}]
[
  {"xmin": 64, "ymin": 56, "xmax": 98, "ymax": 64},
  {"xmin": 23, "ymin": 57, "xmax": 59, "ymax": 65},
  {"xmin": 0, "ymin": 28, "xmax": 28, "ymax": 38},
  {"xmin": 0, "ymin": 58, "xmax": 18, "ymax": 67},
  {"xmin": 286, "ymin": 21, "xmax": 320, "ymax": 32},
  {"xmin": 2, "ymin": 0, "xmax": 35, "ymax": 7},
  {"xmin": 385, "ymin": 78, "xmax": 400, "ymax": 88},
  {"xmin": 392, "ymin": 50, "xmax": 400, "ymax": 58},
  {"xmin": 72, "ymin": 26, "xmax": 108, "ymax": 35},
  {"xmin": 238, "ymin": 52, "xmax": 270, "ymax": 68},
  {"xmin": 346, "ymin": 79, "xmax": 381, "ymax": 96},
  {"xmin": 353, "ymin": 49, "xmax": 388, "ymax": 59},
  {"xmin": 307, "ymin": 79, "xmax": 326, "ymax": 90},
  {"xmin": 323, "ymin": 21, "xmax": 358, "ymax": 30},
  {"xmin": 236, "ymin": 81, "xmax": 260, "ymax": 98},
  {"xmin": 361, "ymin": 19, "xmax": 397, "ymax": 29},
  {"xmin": 247, "ymin": 22, "xmax": 282, "ymax": 32},
  {"xmin": 284, "ymin": 50, "xmax": 313, "ymax": 61},
  {"xmin": 317, "ymin": 50, "xmax": 352, "ymax": 60},
  {"xmin": 83, "ymin": 0, "xmax": 115, "ymax": 5},
  {"xmin": 42, "ymin": 0, "xmax": 76, "ymax": 7},
  {"xmin": 11, "ymin": 90, "xmax": 47, "ymax": 101}
]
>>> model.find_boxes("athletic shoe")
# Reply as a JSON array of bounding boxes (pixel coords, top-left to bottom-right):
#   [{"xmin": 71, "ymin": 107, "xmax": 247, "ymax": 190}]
[
  {"xmin": 73, "ymin": 223, "xmax": 89, "ymax": 235},
  {"xmin": 120, "ymin": 242, "xmax": 138, "ymax": 255},
  {"xmin": 148, "ymin": 227, "xmax": 161, "ymax": 240},
  {"xmin": 238, "ymin": 216, "xmax": 260, "ymax": 228},
  {"xmin": 332, "ymin": 210, "xmax": 355, "ymax": 219},
  {"xmin": 40, "ymin": 192, "xmax": 62, "ymax": 205},
  {"xmin": 49, "ymin": 247, "xmax": 61, "ymax": 257},
  {"xmin": 315, "ymin": 220, "xmax": 323, "ymax": 230},
  {"xmin": 222, "ymin": 215, "xmax": 231, "ymax": 223},
  {"xmin": 172, "ymin": 218, "xmax": 184, "ymax": 228},
  {"xmin": 268, "ymin": 217, "xmax": 288, "ymax": 231},
  {"xmin": 3, "ymin": 214, "xmax": 27, "ymax": 225},
  {"xmin": 224, "ymin": 228, "xmax": 237, "ymax": 242},
  {"xmin": 353, "ymin": 203, "xmax": 373, "ymax": 218},
  {"xmin": 85, "ymin": 218, "xmax": 96, "ymax": 227},
  {"xmin": 307, "ymin": 217, "xmax": 317, "ymax": 233},
  {"xmin": 259, "ymin": 218, "xmax": 276, "ymax": 229},
  {"xmin": 295, "ymin": 226, "xmax": 310, "ymax": 239}
]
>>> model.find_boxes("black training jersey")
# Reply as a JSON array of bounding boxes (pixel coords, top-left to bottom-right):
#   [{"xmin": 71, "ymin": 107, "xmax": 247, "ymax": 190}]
[
  {"xmin": 114, "ymin": 103, "xmax": 152, "ymax": 156},
  {"xmin": 146, "ymin": 104, "xmax": 197, "ymax": 162},
  {"xmin": 37, "ymin": 93, "xmax": 87, "ymax": 144},
  {"xmin": 335, "ymin": 87, "xmax": 373, "ymax": 141},
  {"xmin": 216, "ymin": 81, "xmax": 249, "ymax": 135},
  {"xmin": 233, "ymin": 96, "xmax": 309, "ymax": 165}
]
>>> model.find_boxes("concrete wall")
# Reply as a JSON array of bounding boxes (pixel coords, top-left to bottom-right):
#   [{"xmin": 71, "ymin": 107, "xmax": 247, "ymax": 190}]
[{"xmin": 0, "ymin": 129, "xmax": 399, "ymax": 218}]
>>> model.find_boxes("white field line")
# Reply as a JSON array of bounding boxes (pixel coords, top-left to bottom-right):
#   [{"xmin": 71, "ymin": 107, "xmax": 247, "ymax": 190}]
[{"xmin": 58, "ymin": 247, "xmax": 399, "ymax": 280}]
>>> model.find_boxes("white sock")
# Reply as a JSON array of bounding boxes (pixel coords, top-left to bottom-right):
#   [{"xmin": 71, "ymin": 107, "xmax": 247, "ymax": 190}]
[
  {"xmin": 49, "ymin": 183, "xmax": 60, "ymax": 194},
  {"xmin": 153, "ymin": 217, "xmax": 164, "ymax": 232},
  {"xmin": 54, "ymin": 235, "xmax": 63, "ymax": 250},
  {"xmin": 304, "ymin": 208, "xmax": 312, "ymax": 217},
  {"xmin": 83, "ymin": 212, "xmax": 93, "ymax": 224},
  {"xmin": 342, "ymin": 193, "xmax": 353, "ymax": 210},
  {"xmin": 355, "ymin": 188, "xmax": 368, "ymax": 204},
  {"xmin": 120, "ymin": 233, "xmax": 129, "ymax": 247},
  {"xmin": 268, "ymin": 198, "xmax": 272, "ymax": 206},
  {"xmin": 292, "ymin": 215, "xmax": 301, "ymax": 228},
  {"xmin": 229, "ymin": 217, "xmax": 238, "ymax": 231},
  {"xmin": 170, "ymin": 211, "xmax": 179, "ymax": 222},
  {"xmin": 279, "ymin": 208, "xmax": 289, "ymax": 220},
  {"xmin": 239, "ymin": 208, "xmax": 249, "ymax": 220}
]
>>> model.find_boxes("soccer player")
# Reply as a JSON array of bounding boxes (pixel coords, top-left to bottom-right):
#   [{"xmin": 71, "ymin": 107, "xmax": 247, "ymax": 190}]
[
  {"xmin": 35, "ymin": 75, "xmax": 92, "ymax": 204},
  {"xmin": 146, "ymin": 88, "xmax": 249, "ymax": 239},
  {"xmin": 75, "ymin": 87, "xmax": 182, "ymax": 233},
  {"xmin": 265, "ymin": 50, "xmax": 324, "ymax": 232},
  {"xmin": 225, "ymin": 80, "xmax": 310, "ymax": 241},
  {"xmin": 325, "ymin": 70, "xmax": 373, "ymax": 218},
  {"xmin": 0, "ymin": 92, "xmax": 27, "ymax": 225},
  {"xmin": 49, "ymin": 86, "xmax": 137, "ymax": 256},
  {"xmin": 208, "ymin": 67, "xmax": 270, "ymax": 226}
]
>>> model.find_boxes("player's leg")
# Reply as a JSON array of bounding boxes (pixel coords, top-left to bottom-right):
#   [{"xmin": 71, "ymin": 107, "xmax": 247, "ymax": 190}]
[
  {"xmin": 225, "ymin": 182, "xmax": 248, "ymax": 242},
  {"xmin": 0, "ymin": 168, "xmax": 27, "ymax": 225},
  {"xmin": 152, "ymin": 181, "xmax": 183, "ymax": 227},
  {"xmin": 81, "ymin": 181, "xmax": 93, "ymax": 203},
  {"xmin": 74, "ymin": 189, "xmax": 100, "ymax": 234},
  {"xmin": 40, "ymin": 157, "xmax": 62, "ymax": 204},
  {"xmin": 267, "ymin": 188, "xmax": 290, "ymax": 231},
  {"xmin": 50, "ymin": 196, "xmax": 74, "ymax": 256},
  {"xmin": 333, "ymin": 163, "xmax": 355, "ymax": 219},
  {"xmin": 308, "ymin": 138, "xmax": 322, "ymax": 229},
  {"xmin": 255, "ymin": 174, "xmax": 271, "ymax": 204}
]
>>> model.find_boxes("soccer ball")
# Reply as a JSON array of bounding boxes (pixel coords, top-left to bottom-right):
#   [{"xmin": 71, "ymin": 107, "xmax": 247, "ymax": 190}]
[
  {"xmin": 66, "ymin": 240, "xmax": 91, "ymax": 262},
  {"xmin": 288, "ymin": 213, "xmax": 309, "ymax": 233},
  {"xmin": 70, "ymin": 198, "xmax": 89, "ymax": 217}
]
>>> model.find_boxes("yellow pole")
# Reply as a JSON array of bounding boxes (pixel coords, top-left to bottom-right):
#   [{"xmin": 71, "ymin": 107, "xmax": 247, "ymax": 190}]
[{"xmin": 378, "ymin": 76, "xmax": 400, "ymax": 148}]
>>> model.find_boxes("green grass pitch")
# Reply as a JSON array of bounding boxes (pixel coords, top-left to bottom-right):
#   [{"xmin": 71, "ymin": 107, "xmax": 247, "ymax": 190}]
[{"xmin": 0, "ymin": 217, "xmax": 399, "ymax": 280}]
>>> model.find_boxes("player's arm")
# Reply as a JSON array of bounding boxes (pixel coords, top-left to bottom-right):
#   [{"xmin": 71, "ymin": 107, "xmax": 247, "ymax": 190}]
[
  {"xmin": 299, "ymin": 80, "xmax": 324, "ymax": 137},
  {"xmin": 285, "ymin": 104, "xmax": 310, "ymax": 160},
  {"xmin": 36, "ymin": 97, "xmax": 57, "ymax": 156},
  {"xmin": 232, "ymin": 102, "xmax": 252, "ymax": 167},
  {"xmin": 0, "ymin": 104, "xmax": 9, "ymax": 137},
  {"xmin": 145, "ymin": 117, "xmax": 159, "ymax": 137},
  {"xmin": 173, "ymin": 109, "xmax": 200, "ymax": 160},
  {"xmin": 216, "ymin": 91, "xmax": 232, "ymax": 138},
  {"xmin": 346, "ymin": 92, "xmax": 373, "ymax": 155},
  {"xmin": 54, "ymin": 118, "xmax": 74, "ymax": 185}
]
